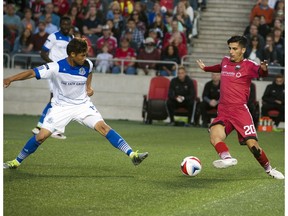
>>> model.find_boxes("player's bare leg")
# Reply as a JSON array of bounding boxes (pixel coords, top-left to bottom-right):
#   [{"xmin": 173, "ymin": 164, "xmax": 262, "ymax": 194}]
[{"xmin": 210, "ymin": 124, "xmax": 237, "ymax": 168}]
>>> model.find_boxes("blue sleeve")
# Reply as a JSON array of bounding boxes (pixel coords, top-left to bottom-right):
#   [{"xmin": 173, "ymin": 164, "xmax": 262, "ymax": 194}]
[
  {"xmin": 42, "ymin": 45, "xmax": 49, "ymax": 52},
  {"xmin": 33, "ymin": 67, "xmax": 41, "ymax": 80}
]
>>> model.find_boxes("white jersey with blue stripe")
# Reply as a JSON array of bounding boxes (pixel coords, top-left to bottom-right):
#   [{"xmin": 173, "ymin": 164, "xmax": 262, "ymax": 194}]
[
  {"xmin": 42, "ymin": 31, "xmax": 72, "ymax": 61},
  {"xmin": 34, "ymin": 58, "xmax": 93, "ymax": 106}
]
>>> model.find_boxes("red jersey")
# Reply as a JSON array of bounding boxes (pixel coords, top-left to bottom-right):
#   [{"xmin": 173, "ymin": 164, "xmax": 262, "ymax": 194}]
[
  {"xmin": 114, "ymin": 47, "xmax": 136, "ymax": 66},
  {"xmin": 160, "ymin": 0, "xmax": 174, "ymax": 11},
  {"xmin": 204, "ymin": 57, "xmax": 266, "ymax": 106},
  {"xmin": 96, "ymin": 36, "xmax": 118, "ymax": 54}
]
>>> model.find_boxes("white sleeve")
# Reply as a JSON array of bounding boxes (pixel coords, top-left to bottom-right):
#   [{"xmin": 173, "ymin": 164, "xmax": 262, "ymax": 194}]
[
  {"xmin": 33, "ymin": 62, "xmax": 59, "ymax": 80},
  {"xmin": 43, "ymin": 33, "xmax": 56, "ymax": 51},
  {"xmin": 86, "ymin": 59, "xmax": 94, "ymax": 73}
]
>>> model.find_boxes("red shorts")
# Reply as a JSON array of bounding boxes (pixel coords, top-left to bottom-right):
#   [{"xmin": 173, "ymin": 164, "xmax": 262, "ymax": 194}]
[{"xmin": 210, "ymin": 104, "xmax": 258, "ymax": 145}]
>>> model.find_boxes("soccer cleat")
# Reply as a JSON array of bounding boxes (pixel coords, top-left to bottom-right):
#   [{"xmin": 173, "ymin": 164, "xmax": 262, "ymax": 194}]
[
  {"xmin": 32, "ymin": 127, "xmax": 41, "ymax": 135},
  {"xmin": 267, "ymin": 168, "xmax": 285, "ymax": 179},
  {"xmin": 130, "ymin": 151, "xmax": 148, "ymax": 166},
  {"xmin": 3, "ymin": 159, "xmax": 21, "ymax": 169},
  {"xmin": 213, "ymin": 158, "xmax": 238, "ymax": 169},
  {"xmin": 51, "ymin": 132, "xmax": 67, "ymax": 140}
]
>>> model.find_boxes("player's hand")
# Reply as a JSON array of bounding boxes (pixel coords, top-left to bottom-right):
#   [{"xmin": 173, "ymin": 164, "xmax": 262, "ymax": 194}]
[
  {"xmin": 260, "ymin": 60, "xmax": 268, "ymax": 71},
  {"xmin": 196, "ymin": 59, "xmax": 205, "ymax": 70},
  {"xmin": 87, "ymin": 87, "xmax": 94, "ymax": 96},
  {"xmin": 3, "ymin": 78, "xmax": 11, "ymax": 88}
]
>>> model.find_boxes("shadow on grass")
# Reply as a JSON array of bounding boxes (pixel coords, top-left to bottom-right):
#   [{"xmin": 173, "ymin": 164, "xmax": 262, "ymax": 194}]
[{"xmin": 3, "ymin": 168, "xmax": 135, "ymax": 180}]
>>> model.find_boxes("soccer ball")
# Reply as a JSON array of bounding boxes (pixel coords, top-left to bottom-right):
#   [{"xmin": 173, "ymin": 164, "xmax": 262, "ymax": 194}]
[{"xmin": 181, "ymin": 156, "xmax": 202, "ymax": 177}]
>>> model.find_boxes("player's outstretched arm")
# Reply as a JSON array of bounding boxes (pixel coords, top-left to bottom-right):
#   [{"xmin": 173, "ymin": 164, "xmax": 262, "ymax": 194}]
[
  {"xmin": 3, "ymin": 69, "xmax": 36, "ymax": 88},
  {"xmin": 196, "ymin": 59, "xmax": 222, "ymax": 73},
  {"xmin": 196, "ymin": 59, "xmax": 206, "ymax": 71}
]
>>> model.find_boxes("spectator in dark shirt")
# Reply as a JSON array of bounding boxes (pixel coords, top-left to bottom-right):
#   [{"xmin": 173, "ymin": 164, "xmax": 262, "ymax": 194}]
[
  {"xmin": 26, "ymin": 21, "xmax": 49, "ymax": 53},
  {"xmin": 244, "ymin": 16, "xmax": 260, "ymax": 37},
  {"xmin": 109, "ymin": 8, "xmax": 125, "ymax": 44},
  {"xmin": 147, "ymin": 13, "xmax": 167, "ymax": 40},
  {"xmin": 82, "ymin": 6, "xmax": 103, "ymax": 42},
  {"xmin": 244, "ymin": 35, "xmax": 264, "ymax": 64},
  {"xmin": 199, "ymin": 73, "xmax": 220, "ymax": 128},
  {"xmin": 263, "ymin": 34, "xmax": 281, "ymax": 69},
  {"xmin": 245, "ymin": 24, "xmax": 265, "ymax": 51},
  {"xmin": 137, "ymin": 37, "xmax": 161, "ymax": 75},
  {"xmin": 261, "ymin": 74, "xmax": 285, "ymax": 130},
  {"xmin": 159, "ymin": 44, "xmax": 180, "ymax": 76},
  {"xmin": 272, "ymin": 27, "xmax": 284, "ymax": 66},
  {"xmin": 166, "ymin": 66, "xmax": 195, "ymax": 125},
  {"xmin": 258, "ymin": 15, "xmax": 270, "ymax": 39},
  {"xmin": 247, "ymin": 82, "xmax": 259, "ymax": 129}
]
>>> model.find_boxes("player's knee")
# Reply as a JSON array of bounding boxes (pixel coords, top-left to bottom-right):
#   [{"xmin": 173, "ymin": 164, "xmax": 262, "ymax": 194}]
[
  {"xmin": 209, "ymin": 136, "xmax": 222, "ymax": 146},
  {"xmin": 251, "ymin": 146, "xmax": 261, "ymax": 158},
  {"xmin": 35, "ymin": 134, "xmax": 46, "ymax": 143},
  {"xmin": 95, "ymin": 121, "xmax": 111, "ymax": 136}
]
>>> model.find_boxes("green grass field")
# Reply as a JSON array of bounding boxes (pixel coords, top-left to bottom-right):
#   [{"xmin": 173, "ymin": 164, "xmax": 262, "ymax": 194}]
[{"xmin": 3, "ymin": 115, "xmax": 285, "ymax": 216}]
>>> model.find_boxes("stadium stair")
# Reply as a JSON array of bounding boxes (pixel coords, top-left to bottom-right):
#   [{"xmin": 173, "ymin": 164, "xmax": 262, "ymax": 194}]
[{"xmin": 186, "ymin": 0, "xmax": 256, "ymax": 78}]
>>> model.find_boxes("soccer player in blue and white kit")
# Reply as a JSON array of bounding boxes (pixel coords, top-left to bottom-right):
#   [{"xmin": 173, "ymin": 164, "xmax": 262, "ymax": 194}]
[
  {"xmin": 3, "ymin": 38, "xmax": 148, "ymax": 169},
  {"xmin": 32, "ymin": 16, "xmax": 73, "ymax": 139}
]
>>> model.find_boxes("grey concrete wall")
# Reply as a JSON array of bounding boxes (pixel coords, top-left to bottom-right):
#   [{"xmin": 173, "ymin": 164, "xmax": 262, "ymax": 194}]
[{"xmin": 3, "ymin": 69, "xmax": 270, "ymax": 121}]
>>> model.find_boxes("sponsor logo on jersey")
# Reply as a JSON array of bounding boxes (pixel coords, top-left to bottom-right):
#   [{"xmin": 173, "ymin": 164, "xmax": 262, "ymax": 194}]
[
  {"xmin": 236, "ymin": 72, "xmax": 241, "ymax": 78},
  {"xmin": 222, "ymin": 71, "xmax": 235, "ymax": 77}
]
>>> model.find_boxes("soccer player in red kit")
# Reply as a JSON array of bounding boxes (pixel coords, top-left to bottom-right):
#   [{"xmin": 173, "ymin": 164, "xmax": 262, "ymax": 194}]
[{"xmin": 196, "ymin": 35, "xmax": 284, "ymax": 179}]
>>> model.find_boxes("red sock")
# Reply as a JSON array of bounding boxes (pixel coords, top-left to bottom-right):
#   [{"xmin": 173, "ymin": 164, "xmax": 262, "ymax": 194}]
[
  {"xmin": 214, "ymin": 142, "xmax": 231, "ymax": 159},
  {"xmin": 255, "ymin": 150, "xmax": 270, "ymax": 171}
]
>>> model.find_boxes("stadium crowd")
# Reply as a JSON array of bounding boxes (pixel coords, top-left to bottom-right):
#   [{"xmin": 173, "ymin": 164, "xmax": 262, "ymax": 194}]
[
  {"xmin": 245, "ymin": 0, "xmax": 285, "ymax": 72},
  {"xmin": 3, "ymin": 0, "xmax": 284, "ymax": 75},
  {"xmin": 4, "ymin": 0, "xmax": 206, "ymax": 74}
]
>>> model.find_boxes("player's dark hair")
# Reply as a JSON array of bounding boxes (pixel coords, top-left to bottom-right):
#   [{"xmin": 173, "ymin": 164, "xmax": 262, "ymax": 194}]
[
  {"xmin": 227, "ymin": 35, "xmax": 247, "ymax": 48},
  {"xmin": 67, "ymin": 38, "xmax": 88, "ymax": 55},
  {"xmin": 60, "ymin": 16, "xmax": 71, "ymax": 24}
]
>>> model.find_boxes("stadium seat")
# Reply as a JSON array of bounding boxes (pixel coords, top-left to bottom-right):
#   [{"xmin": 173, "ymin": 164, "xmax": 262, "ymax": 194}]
[
  {"xmin": 174, "ymin": 79, "xmax": 200, "ymax": 125},
  {"xmin": 142, "ymin": 76, "xmax": 170, "ymax": 124},
  {"xmin": 267, "ymin": 110, "xmax": 280, "ymax": 119}
]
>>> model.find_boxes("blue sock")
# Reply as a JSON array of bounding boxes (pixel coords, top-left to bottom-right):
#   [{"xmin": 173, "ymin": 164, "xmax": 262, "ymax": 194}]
[
  {"xmin": 106, "ymin": 129, "xmax": 133, "ymax": 156},
  {"xmin": 39, "ymin": 102, "xmax": 52, "ymax": 125},
  {"xmin": 16, "ymin": 136, "xmax": 41, "ymax": 163}
]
